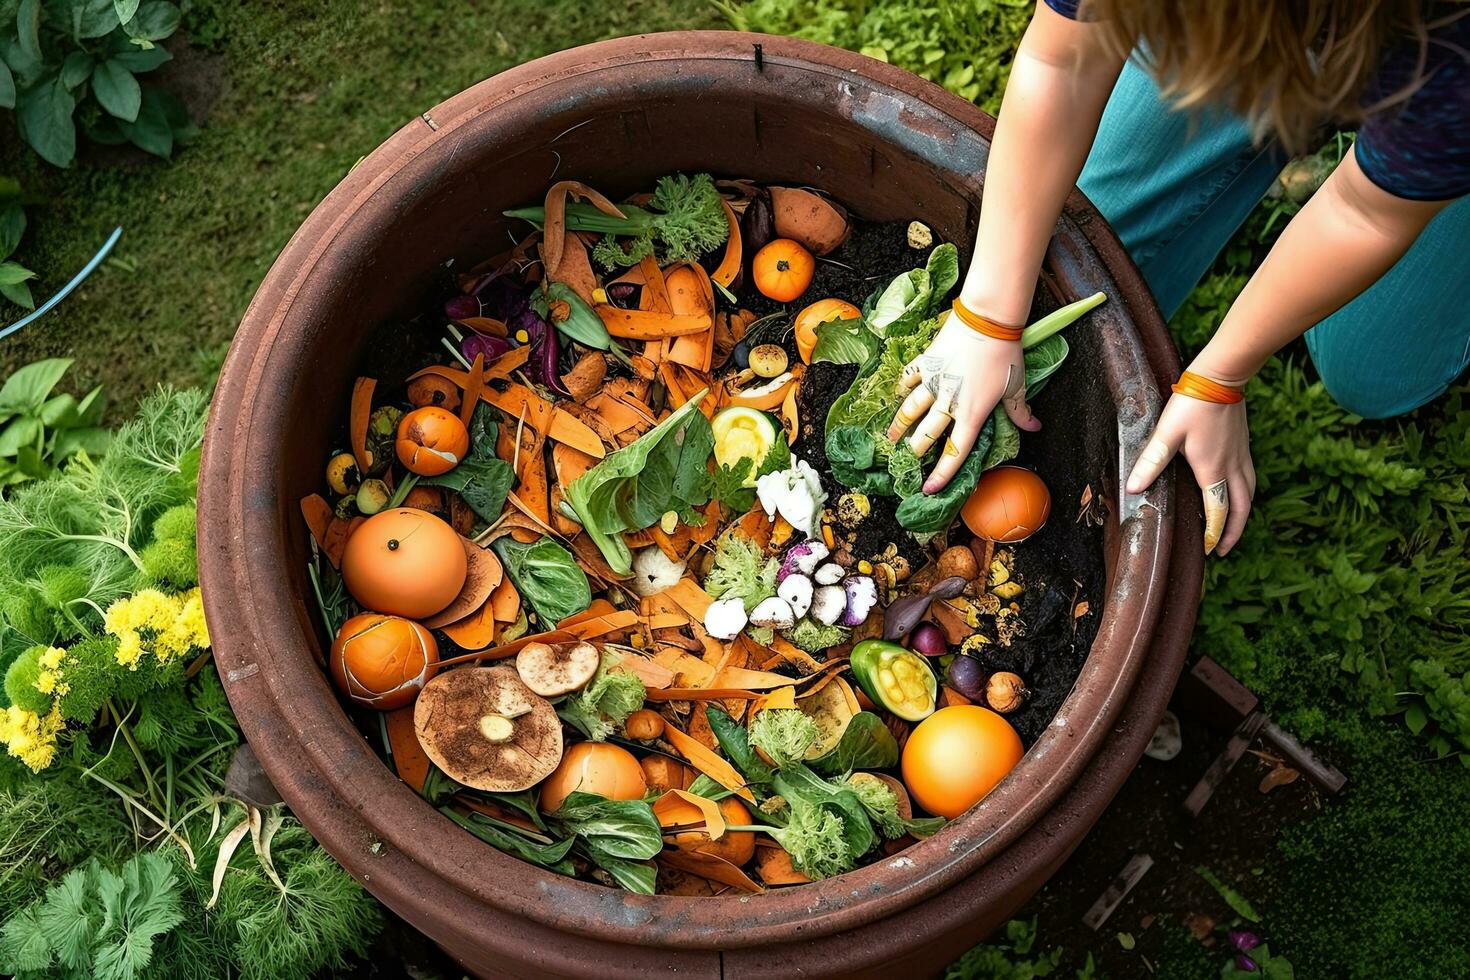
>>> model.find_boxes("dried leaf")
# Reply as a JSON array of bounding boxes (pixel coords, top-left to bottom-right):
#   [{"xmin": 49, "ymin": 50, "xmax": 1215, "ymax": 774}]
[{"xmin": 1258, "ymin": 765, "xmax": 1301, "ymax": 793}]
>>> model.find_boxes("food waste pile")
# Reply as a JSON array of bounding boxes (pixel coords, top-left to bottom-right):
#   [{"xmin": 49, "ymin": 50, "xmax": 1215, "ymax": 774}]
[{"xmin": 298, "ymin": 173, "xmax": 1109, "ymax": 895}]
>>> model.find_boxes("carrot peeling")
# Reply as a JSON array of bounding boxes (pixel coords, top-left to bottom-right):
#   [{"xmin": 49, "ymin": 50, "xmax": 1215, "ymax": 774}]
[
  {"xmin": 385, "ymin": 706, "xmax": 431, "ymax": 793},
  {"xmin": 349, "ymin": 377, "xmax": 376, "ymax": 473},
  {"xmin": 663, "ymin": 723, "xmax": 755, "ymax": 803}
]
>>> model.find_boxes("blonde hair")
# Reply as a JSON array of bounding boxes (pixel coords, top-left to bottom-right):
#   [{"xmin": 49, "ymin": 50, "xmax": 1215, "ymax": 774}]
[{"xmin": 1079, "ymin": 0, "xmax": 1445, "ymax": 153}]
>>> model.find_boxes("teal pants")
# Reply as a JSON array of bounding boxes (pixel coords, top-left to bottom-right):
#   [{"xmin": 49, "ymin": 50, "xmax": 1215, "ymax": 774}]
[{"xmin": 1077, "ymin": 60, "xmax": 1470, "ymax": 419}]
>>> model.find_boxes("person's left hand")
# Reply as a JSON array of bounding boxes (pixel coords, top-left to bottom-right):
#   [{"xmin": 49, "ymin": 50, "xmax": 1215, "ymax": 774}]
[{"xmin": 1125, "ymin": 390, "xmax": 1254, "ymax": 555}]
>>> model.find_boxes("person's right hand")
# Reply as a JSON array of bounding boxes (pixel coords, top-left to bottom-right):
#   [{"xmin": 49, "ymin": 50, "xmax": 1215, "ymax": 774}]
[{"xmin": 885, "ymin": 313, "xmax": 1042, "ymax": 493}]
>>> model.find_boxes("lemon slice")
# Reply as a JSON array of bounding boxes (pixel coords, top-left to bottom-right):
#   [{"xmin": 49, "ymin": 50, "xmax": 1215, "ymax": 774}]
[{"xmin": 712, "ymin": 407, "xmax": 779, "ymax": 486}]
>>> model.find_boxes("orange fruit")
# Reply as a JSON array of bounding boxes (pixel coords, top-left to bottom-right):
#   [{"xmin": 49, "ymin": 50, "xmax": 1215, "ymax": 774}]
[
  {"xmin": 396, "ymin": 406, "xmax": 470, "ymax": 476},
  {"xmin": 341, "ymin": 508, "xmax": 467, "ymax": 619},
  {"xmin": 901, "ymin": 705, "xmax": 1023, "ymax": 818},
  {"xmin": 960, "ymin": 465, "xmax": 1051, "ymax": 542},
  {"xmin": 794, "ymin": 298, "xmax": 861, "ymax": 363},
  {"xmin": 752, "ymin": 239, "xmax": 815, "ymax": 303},
  {"xmin": 330, "ymin": 613, "xmax": 439, "ymax": 710},
  {"xmin": 539, "ymin": 742, "xmax": 648, "ymax": 813}
]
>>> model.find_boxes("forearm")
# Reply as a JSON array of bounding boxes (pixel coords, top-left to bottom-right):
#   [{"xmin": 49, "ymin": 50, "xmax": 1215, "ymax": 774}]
[
  {"xmin": 959, "ymin": 6, "xmax": 1124, "ymax": 325},
  {"xmin": 1191, "ymin": 150, "xmax": 1452, "ymax": 384}
]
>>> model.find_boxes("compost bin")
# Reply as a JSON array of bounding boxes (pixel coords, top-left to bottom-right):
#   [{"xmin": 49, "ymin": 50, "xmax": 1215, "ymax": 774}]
[{"xmin": 198, "ymin": 31, "xmax": 1203, "ymax": 979}]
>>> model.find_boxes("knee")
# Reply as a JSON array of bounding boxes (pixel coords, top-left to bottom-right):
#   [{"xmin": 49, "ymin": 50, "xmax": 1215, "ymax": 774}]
[{"xmin": 1307, "ymin": 335, "xmax": 1435, "ymax": 420}]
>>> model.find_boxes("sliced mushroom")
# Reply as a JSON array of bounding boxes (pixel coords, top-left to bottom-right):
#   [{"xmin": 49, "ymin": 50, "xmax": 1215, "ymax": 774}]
[
  {"xmin": 516, "ymin": 641, "xmax": 600, "ymax": 697},
  {"xmin": 413, "ymin": 666, "xmax": 563, "ymax": 792}
]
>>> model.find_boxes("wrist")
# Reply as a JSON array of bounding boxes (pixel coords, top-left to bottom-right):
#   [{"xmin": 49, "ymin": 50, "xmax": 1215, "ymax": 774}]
[
  {"xmin": 951, "ymin": 298, "xmax": 1024, "ymax": 342},
  {"xmin": 1187, "ymin": 345, "xmax": 1260, "ymax": 388},
  {"xmin": 957, "ymin": 281, "xmax": 1030, "ymax": 330}
]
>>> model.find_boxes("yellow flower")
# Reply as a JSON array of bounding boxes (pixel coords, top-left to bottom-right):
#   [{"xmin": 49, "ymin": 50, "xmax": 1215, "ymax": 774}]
[
  {"xmin": 114, "ymin": 630, "xmax": 144, "ymax": 669},
  {"xmin": 106, "ymin": 589, "xmax": 210, "ymax": 667},
  {"xmin": 39, "ymin": 647, "xmax": 65, "ymax": 670},
  {"xmin": 0, "ymin": 705, "xmax": 64, "ymax": 772}
]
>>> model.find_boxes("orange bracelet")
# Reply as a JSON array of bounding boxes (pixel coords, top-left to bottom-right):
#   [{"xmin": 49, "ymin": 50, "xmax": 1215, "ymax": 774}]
[
  {"xmin": 1172, "ymin": 370, "xmax": 1244, "ymax": 404},
  {"xmin": 951, "ymin": 299, "xmax": 1024, "ymax": 342}
]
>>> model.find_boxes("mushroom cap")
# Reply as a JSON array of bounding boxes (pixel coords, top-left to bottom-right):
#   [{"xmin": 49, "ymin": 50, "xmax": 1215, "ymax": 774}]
[
  {"xmin": 515, "ymin": 641, "xmax": 601, "ymax": 697},
  {"xmin": 413, "ymin": 666, "xmax": 563, "ymax": 792}
]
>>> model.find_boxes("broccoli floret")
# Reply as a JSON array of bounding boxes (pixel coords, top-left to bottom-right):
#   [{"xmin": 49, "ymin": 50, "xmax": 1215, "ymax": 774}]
[
  {"xmin": 767, "ymin": 801, "xmax": 854, "ymax": 880},
  {"xmin": 847, "ymin": 774, "xmax": 906, "ymax": 839},
  {"xmin": 556, "ymin": 654, "xmax": 647, "ymax": 741},
  {"xmin": 703, "ymin": 534, "xmax": 778, "ymax": 613},
  {"xmin": 781, "ymin": 619, "xmax": 851, "ymax": 654},
  {"xmin": 749, "ymin": 708, "xmax": 819, "ymax": 769},
  {"xmin": 4, "ymin": 647, "xmax": 53, "ymax": 715}
]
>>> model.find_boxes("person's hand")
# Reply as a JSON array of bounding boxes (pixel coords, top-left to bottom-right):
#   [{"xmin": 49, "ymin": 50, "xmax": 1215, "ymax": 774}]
[
  {"xmin": 1126, "ymin": 388, "xmax": 1254, "ymax": 555},
  {"xmin": 886, "ymin": 314, "xmax": 1041, "ymax": 493}
]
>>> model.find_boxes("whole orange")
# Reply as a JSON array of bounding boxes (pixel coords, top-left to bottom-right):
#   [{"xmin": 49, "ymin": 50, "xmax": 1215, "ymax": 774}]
[
  {"xmin": 330, "ymin": 613, "xmax": 439, "ymax": 710},
  {"xmin": 752, "ymin": 239, "xmax": 815, "ymax": 303},
  {"xmin": 540, "ymin": 742, "xmax": 648, "ymax": 812},
  {"xmin": 396, "ymin": 406, "xmax": 470, "ymax": 476},
  {"xmin": 341, "ymin": 508, "xmax": 467, "ymax": 618},
  {"xmin": 794, "ymin": 298, "xmax": 861, "ymax": 363},
  {"xmin": 901, "ymin": 705, "xmax": 1023, "ymax": 818},
  {"xmin": 960, "ymin": 465, "xmax": 1051, "ymax": 542}
]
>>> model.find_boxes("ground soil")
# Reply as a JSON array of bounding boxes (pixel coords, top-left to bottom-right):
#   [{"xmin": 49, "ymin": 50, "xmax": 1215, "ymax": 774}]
[{"xmin": 1018, "ymin": 710, "xmax": 1328, "ymax": 977}]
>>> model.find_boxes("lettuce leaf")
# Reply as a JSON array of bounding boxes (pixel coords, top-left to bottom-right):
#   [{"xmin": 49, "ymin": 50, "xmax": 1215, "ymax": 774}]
[
  {"xmin": 865, "ymin": 243, "xmax": 960, "ymax": 336},
  {"xmin": 564, "ymin": 393, "xmax": 712, "ymax": 575},
  {"xmin": 811, "ymin": 316, "xmax": 880, "ymax": 365}
]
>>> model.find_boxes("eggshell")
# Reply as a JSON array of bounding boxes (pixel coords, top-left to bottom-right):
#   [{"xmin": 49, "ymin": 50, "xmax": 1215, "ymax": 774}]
[
  {"xmin": 330, "ymin": 613, "xmax": 439, "ymax": 710},
  {"xmin": 960, "ymin": 466, "xmax": 1051, "ymax": 542},
  {"xmin": 341, "ymin": 508, "xmax": 468, "ymax": 618}
]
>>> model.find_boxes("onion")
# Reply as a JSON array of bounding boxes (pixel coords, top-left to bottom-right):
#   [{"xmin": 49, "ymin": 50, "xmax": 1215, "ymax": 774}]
[
  {"xmin": 908, "ymin": 622, "xmax": 947, "ymax": 658},
  {"xmin": 946, "ymin": 655, "xmax": 986, "ymax": 702}
]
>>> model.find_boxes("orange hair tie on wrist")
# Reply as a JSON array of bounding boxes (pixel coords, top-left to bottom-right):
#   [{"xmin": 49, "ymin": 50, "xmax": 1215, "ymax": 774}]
[
  {"xmin": 951, "ymin": 299, "xmax": 1024, "ymax": 342},
  {"xmin": 1172, "ymin": 370, "xmax": 1244, "ymax": 404}
]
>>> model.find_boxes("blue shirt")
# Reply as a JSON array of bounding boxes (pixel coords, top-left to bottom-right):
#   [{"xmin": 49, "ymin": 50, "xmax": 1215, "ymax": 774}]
[{"xmin": 1044, "ymin": 0, "xmax": 1470, "ymax": 201}]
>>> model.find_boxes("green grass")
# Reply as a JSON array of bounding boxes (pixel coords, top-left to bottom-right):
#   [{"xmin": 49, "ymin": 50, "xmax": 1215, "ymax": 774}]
[
  {"xmin": 0, "ymin": 0, "xmax": 722, "ymax": 408},
  {"xmin": 3, "ymin": 0, "xmax": 1467, "ymax": 975}
]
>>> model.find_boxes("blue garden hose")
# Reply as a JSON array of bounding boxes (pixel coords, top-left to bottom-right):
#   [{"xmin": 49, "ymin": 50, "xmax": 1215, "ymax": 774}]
[{"xmin": 0, "ymin": 226, "xmax": 123, "ymax": 343}]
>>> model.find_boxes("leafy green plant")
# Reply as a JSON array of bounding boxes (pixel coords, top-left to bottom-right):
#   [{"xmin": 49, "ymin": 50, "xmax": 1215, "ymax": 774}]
[
  {"xmin": 718, "ymin": 0, "xmax": 1033, "ymax": 113},
  {"xmin": 0, "ymin": 850, "xmax": 184, "ymax": 979},
  {"xmin": 0, "ymin": 358, "xmax": 108, "ymax": 493},
  {"xmin": 1, "ymin": 0, "xmax": 195, "ymax": 168},
  {"xmin": 0, "ymin": 176, "xmax": 35, "ymax": 309}
]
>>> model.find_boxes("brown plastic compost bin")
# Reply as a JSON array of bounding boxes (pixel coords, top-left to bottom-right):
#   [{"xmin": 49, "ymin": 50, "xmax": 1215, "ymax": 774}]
[{"xmin": 199, "ymin": 31, "xmax": 1203, "ymax": 979}]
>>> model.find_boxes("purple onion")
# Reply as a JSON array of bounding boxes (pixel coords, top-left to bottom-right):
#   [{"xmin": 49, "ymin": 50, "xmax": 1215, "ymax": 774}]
[
  {"xmin": 1229, "ymin": 930, "xmax": 1262, "ymax": 953},
  {"xmin": 1234, "ymin": 954, "xmax": 1258, "ymax": 973},
  {"xmin": 947, "ymin": 656, "xmax": 985, "ymax": 701},
  {"xmin": 908, "ymin": 622, "xmax": 947, "ymax": 657}
]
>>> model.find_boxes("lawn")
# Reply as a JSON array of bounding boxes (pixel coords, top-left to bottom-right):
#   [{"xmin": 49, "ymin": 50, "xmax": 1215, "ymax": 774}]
[{"xmin": 2, "ymin": 1, "xmax": 1467, "ymax": 977}]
